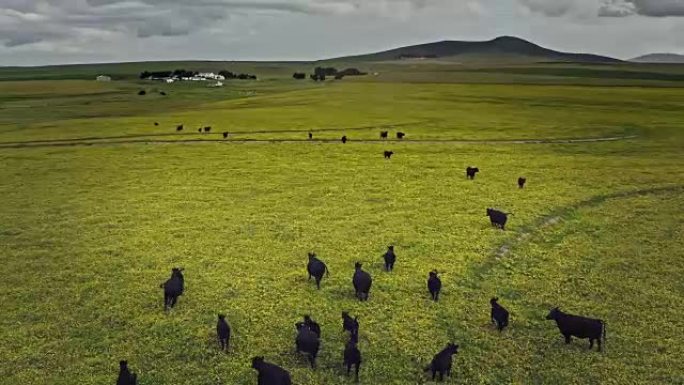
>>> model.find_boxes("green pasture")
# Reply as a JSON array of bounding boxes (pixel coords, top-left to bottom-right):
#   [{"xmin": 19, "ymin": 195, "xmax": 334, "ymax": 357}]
[{"xmin": 0, "ymin": 63, "xmax": 682, "ymax": 385}]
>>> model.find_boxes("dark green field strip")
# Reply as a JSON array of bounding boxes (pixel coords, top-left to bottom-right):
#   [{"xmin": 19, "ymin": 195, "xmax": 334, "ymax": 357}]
[{"xmin": 468, "ymin": 67, "xmax": 684, "ymax": 82}]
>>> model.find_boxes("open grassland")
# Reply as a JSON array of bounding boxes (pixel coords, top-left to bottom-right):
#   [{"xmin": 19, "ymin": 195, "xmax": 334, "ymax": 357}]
[{"xmin": 0, "ymin": 64, "xmax": 683, "ymax": 385}]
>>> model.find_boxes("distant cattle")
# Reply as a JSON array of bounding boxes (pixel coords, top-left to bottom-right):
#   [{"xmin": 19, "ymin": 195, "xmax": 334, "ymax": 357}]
[
  {"xmin": 198, "ymin": 128, "xmax": 202, "ymax": 133},
  {"xmin": 303, "ymin": 315, "xmax": 321, "ymax": 338},
  {"xmin": 176, "ymin": 124, "xmax": 183, "ymax": 131},
  {"xmin": 251, "ymin": 356, "xmax": 292, "ymax": 385},
  {"xmin": 352, "ymin": 262, "xmax": 372, "ymax": 301},
  {"xmin": 546, "ymin": 307, "xmax": 605, "ymax": 351},
  {"xmin": 396, "ymin": 132, "xmax": 406, "ymax": 140},
  {"xmin": 160, "ymin": 267, "xmax": 184, "ymax": 310},
  {"xmin": 342, "ymin": 311, "xmax": 359, "ymax": 335},
  {"xmin": 116, "ymin": 360, "xmax": 137, "ymax": 385},
  {"xmin": 427, "ymin": 271, "xmax": 442, "ymax": 302},
  {"xmin": 382, "ymin": 245, "xmax": 396, "ymax": 272},
  {"xmin": 154, "ymin": 122, "xmax": 159, "ymax": 126},
  {"xmin": 295, "ymin": 321, "xmax": 320, "ymax": 368},
  {"xmin": 466, "ymin": 167, "xmax": 479, "ymax": 180},
  {"xmin": 518, "ymin": 177, "xmax": 527, "ymax": 189},
  {"xmin": 306, "ymin": 252, "xmax": 329, "ymax": 290},
  {"xmin": 342, "ymin": 136, "xmax": 348, "ymax": 144},
  {"xmin": 343, "ymin": 332, "xmax": 362, "ymax": 382},
  {"xmin": 204, "ymin": 126, "xmax": 212, "ymax": 133},
  {"xmin": 138, "ymin": 90, "xmax": 146, "ymax": 96},
  {"xmin": 380, "ymin": 131, "xmax": 388, "ymax": 139},
  {"xmin": 383, "ymin": 151, "xmax": 394, "ymax": 159},
  {"xmin": 486, "ymin": 208, "xmax": 510, "ymax": 230},
  {"xmin": 222, "ymin": 132, "xmax": 229, "ymax": 139},
  {"xmin": 308, "ymin": 132, "xmax": 313, "ymax": 140},
  {"xmin": 490, "ymin": 298, "xmax": 509, "ymax": 332},
  {"xmin": 217, "ymin": 314, "xmax": 231, "ymax": 351},
  {"xmin": 160, "ymin": 91, "xmax": 167, "ymax": 96},
  {"xmin": 424, "ymin": 343, "xmax": 459, "ymax": 382}
]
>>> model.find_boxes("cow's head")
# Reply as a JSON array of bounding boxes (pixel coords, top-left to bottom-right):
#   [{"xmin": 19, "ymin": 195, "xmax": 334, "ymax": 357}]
[
  {"xmin": 546, "ymin": 307, "xmax": 561, "ymax": 320},
  {"xmin": 429, "ymin": 270, "xmax": 439, "ymax": 278},
  {"xmin": 354, "ymin": 262, "xmax": 363, "ymax": 270},
  {"xmin": 218, "ymin": 314, "xmax": 225, "ymax": 320},
  {"xmin": 445, "ymin": 343, "xmax": 459, "ymax": 355},
  {"xmin": 490, "ymin": 297, "xmax": 499, "ymax": 305},
  {"xmin": 251, "ymin": 356, "xmax": 265, "ymax": 369}
]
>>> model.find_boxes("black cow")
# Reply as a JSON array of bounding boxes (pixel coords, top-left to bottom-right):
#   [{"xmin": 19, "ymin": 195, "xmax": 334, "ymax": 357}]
[
  {"xmin": 222, "ymin": 132, "xmax": 228, "ymax": 139},
  {"xmin": 383, "ymin": 151, "xmax": 394, "ymax": 159},
  {"xmin": 116, "ymin": 360, "xmax": 137, "ymax": 385},
  {"xmin": 217, "ymin": 314, "xmax": 231, "ymax": 351},
  {"xmin": 341, "ymin": 136, "xmax": 348, "ymax": 144},
  {"xmin": 343, "ymin": 332, "xmax": 362, "ymax": 382},
  {"xmin": 138, "ymin": 90, "xmax": 146, "ymax": 96},
  {"xmin": 518, "ymin": 177, "xmax": 527, "ymax": 189},
  {"xmin": 160, "ymin": 91, "xmax": 167, "ymax": 96},
  {"xmin": 160, "ymin": 267, "xmax": 184, "ymax": 310},
  {"xmin": 341, "ymin": 311, "xmax": 359, "ymax": 335},
  {"xmin": 303, "ymin": 315, "xmax": 321, "ymax": 338},
  {"xmin": 396, "ymin": 132, "xmax": 406, "ymax": 139},
  {"xmin": 466, "ymin": 167, "xmax": 479, "ymax": 180},
  {"xmin": 380, "ymin": 131, "xmax": 388, "ymax": 139},
  {"xmin": 546, "ymin": 307, "xmax": 605, "ymax": 351},
  {"xmin": 154, "ymin": 122, "xmax": 159, "ymax": 126},
  {"xmin": 427, "ymin": 271, "xmax": 442, "ymax": 302},
  {"xmin": 490, "ymin": 297, "xmax": 509, "ymax": 332},
  {"xmin": 197, "ymin": 128, "xmax": 202, "ymax": 133},
  {"xmin": 308, "ymin": 132, "xmax": 313, "ymax": 140},
  {"xmin": 383, "ymin": 245, "xmax": 396, "ymax": 272},
  {"xmin": 251, "ymin": 356, "xmax": 292, "ymax": 385},
  {"xmin": 306, "ymin": 252, "xmax": 329, "ymax": 289},
  {"xmin": 352, "ymin": 262, "xmax": 372, "ymax": 301},
  {"xmin": 486, "ymin": 208, "xmax": 511, "ymax": 230},
  {"xmin": 295, "ymin": 322, "xmax": 320, "ymax": 368},
  {"xmin": 424, "ymin": 343, "xmax": 459, "ymax": 382},
  {"xmin": 176, "ymin": 124, "xmax": 183, "ymax": 131},
  {"xmin": 204, "ymin": 126, "xmax": 212, "ymax": 133}
]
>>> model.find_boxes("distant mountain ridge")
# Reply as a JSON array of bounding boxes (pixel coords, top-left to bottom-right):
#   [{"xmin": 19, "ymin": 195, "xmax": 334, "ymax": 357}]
[
  {"xmin": 630, "ymin": 53, "xmax": 684, "ymax": 63},
  {"xmin": 328, "ymin": 36, "xmax": 621, "ymax": 64}
]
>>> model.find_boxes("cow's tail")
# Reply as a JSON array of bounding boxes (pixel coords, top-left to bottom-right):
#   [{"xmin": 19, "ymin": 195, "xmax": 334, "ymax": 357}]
[
  {"xmin": 602, "ymin": 321, "xmax": 607, "ymax": 352},
  {"xmin": 325, "ymin": 266, "xmax": 330, "ymax": 277}
]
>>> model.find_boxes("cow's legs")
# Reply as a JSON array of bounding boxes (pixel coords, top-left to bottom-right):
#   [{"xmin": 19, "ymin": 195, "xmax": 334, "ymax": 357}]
[{"xmin": 564, "ymin": 334, "xmax": 572, "ymax": 344}]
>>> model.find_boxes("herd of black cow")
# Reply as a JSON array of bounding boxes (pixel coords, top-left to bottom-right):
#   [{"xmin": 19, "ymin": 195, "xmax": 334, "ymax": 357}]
[{"xmin": 117, "ymin": 129, "xmax": 606, "ymax": 385}]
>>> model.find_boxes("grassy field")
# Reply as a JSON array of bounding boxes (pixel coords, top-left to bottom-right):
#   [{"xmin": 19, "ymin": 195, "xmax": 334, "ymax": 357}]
[{"xmin": 0, "ymin": 63, "xmax": 683, "ymax": 385}]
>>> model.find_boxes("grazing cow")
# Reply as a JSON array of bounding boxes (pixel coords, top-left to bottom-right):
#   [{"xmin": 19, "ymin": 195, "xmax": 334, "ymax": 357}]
[
  {"xmin": 306, "ymin": 252, "xmax": 329, "ymax": 289},
  {"xmin": 397, "ymin": 132, "xmax": 406, "ymax": 139},
  {"xmin": 383, "ymin": 151, "xmax": 394, "ymax": 159},
  {"xmin": 466, "ymin": 167, "xmax": 479, "ymax": 180},
  {"xmin": 486, "ymin": 208, "xmax": 511, "ymax": 230},
  {"xmin": 295, "ymin": 322, "xmax": 320, "ymax": 368},
  {"xmin": 308, "ymin": 132, "xmax": 313, "ymax": 140},
  {"xmin": 217, "ymin": 314, "xmax": 231, "ymax": 351},
  {"xmin": 490, "ymin": 298, "xmax": 509, "ymax": 332},
  {"xmin": 427, "ymin": 271, "xmax": 442, "ymax": 302},
  {"xmin": 160, "ymin": 267, "xmax": 184, "ymax": 310},
  {"xmin": 424, "ymin": 343, "xmax": 459, "ymax": 382},
  {"xmin": 154, "ymin": 122, "xmax": 159, "ymax": 126},
  {"xmin": 222, "ymin": 132, "xmax": 228, "ymax": 139},
  {"xmin": 380, "ymin": 131, "xmax": 388, "ymax": 139},
  {"xmin": 518, "ymin": 177, "xmax": 527, "ymax": 189},
  {"xmin": 352, "ymin": 262, "xmax": 372, "ymax": 301},
  {"xmin": 341, "ymin": 136, "xmax": 348, "ymax": 144},
  {"xmin": 160, "ymin": 91, "xmax": 167, "ymax": 96},
  {"xmin": 204, "ymin": 126, "xmax": 212, "ymax": 133},
  {"xmin": 343, "ymin": 332, "xmax": 362, "ymax": 382},
  {"xmin": 383, "ymin": 245, "xmax": 396, "ymax": 272},
  {"xmin": 546, "ymin": 307, "xmax": 605, "ymax": 351},
  {"xmin": 176, "ymin": 124, "xmax": 183, "ymax": 131},
  {"xmin": 138, "ymin": 90, "xmax": 146, "ymax": 96},
  {"xmin": 116, "ymin": 360, "xmax": 137, "ymax": 385},
  {"xmin": 303, "ymin": 315, "xmax": 321, "ymax": 338},
  {"xmin": 341, "ymin": 311, "xmax": 359, "ymax": 335},
  {"xmin": 251, "ymin": 356, "xmax": 292, "ymax": 385},
  {"xmin": 198, "ymin": 128, "xmax": 202, "ymax": 133}
]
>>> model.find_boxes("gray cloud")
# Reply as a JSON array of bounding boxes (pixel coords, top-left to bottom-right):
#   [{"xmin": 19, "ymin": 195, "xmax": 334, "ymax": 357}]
[{"xmin": 600, "ymin": 0, "xmax": 684, "ymax": 17}]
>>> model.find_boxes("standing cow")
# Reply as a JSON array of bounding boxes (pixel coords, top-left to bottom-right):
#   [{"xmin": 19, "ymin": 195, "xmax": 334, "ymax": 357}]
[
  {"xmin": 424, "ymin": 343, "xmax": 459, "ymax": 382},
  {"xmin": 546, "ymin": 307, "xmax": 605, "ymax": 351},
  {"xmin": 380, "ymin": 131, "xmax": 388, "ymax": 139},
  {"xmin": 427, "ymin": 271, "xmax": 442, "ymax": 302},
  {"xmin": 160, "ymin": 267, "xmax": 184, "ymax": 310},
  {"xmin": 343, "ymin": 331, "xmax": 362, "ymax": 382},
  {"xmin": 466, "ymin": 167, "xmax": 479, "ymax": 180},
  {"xmin": 116, "ymin": 360, "xmax": 137, "ymax": 385},
  {"xmin": 306, "ymin": 252, "xmax": 329, "ymax": 289},
  {"xmin": 383, "ymin": 151, "xmax": 394, "ymax": 159},
  {"xmin": 295, "ymin": 322, "xmax": 320, "ymax": 368},
  {"xmin": 490, "ymin": 297, "xmax": 509, "ymax": 332},
  {"xmin": 251, "ymin": 356, "xmax": 292, "ymax": 385},
  {"xmin": 341, "ymin": 136, "xmax": 348, "ymax": 144},
  {"xmin": 486, "ymin": 208, "xmax": 511, "ymax": 230},
  {"xmin": 352, "ymin": 262, "xmax": 372, "ymax": 301},
  {"xmin": 217, "ymin": 314, "xmax": 231, "ymax": 351},
  {"xmin": 382, "ymin": 245, "xmax": 396, "ymax": 272},
  {"xmin": 518, "ymin": 177, "xmax": 527, "ymax": 189}
]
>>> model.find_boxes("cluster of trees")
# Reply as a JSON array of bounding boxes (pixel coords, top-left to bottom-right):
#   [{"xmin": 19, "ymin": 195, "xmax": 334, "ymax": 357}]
[
  {"xmin": 218, "ymin": 70, "xmax": 258, "ymax": 80},
  {"xmin": 293, "ymin": 67, "xmax": 368, "ymax": 81}
]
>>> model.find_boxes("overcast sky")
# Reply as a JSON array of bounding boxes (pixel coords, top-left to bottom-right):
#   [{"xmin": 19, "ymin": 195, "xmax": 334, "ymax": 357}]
[{"xmin": 1, "ymin": 0, "xmax": 682, "ymax": 66}]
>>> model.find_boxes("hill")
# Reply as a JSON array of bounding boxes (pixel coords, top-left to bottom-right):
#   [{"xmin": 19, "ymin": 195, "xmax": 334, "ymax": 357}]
[
  {"xmin": 327, "ymin": 36, "xmax": 621, "ymax": 64},
  {"xmin": 630, "ymin": 53, "xmax": 684, "ymax": 63}
]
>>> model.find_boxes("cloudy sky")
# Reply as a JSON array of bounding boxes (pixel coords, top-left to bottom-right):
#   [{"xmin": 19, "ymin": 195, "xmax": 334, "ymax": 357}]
[{"xmin": 1, "ymin": 0, "xmax": 682, "ymax": 65}]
